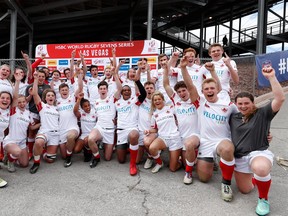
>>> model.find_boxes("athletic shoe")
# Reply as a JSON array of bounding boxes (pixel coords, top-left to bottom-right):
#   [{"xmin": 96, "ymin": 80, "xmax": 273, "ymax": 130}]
[
  {"xmin": 255, "ymin": 198, "xmax": 270, "ymax": 216},
  {"xmin": 7, "ymin": 161, "xmax": 16, "ymax": 173},
  {"xmin": 130, "ymin": 163, "xmax": 137, "ymax": 176},
  {"xmin": 144, "ymin": 158, "xmax": 153, "ymax": 169},
  {"xmin": 89, "ymin": 158, "xmax": 100, "ymax": 168},
  {"xmin": 221, "ymin": 183, "xmax": 233, "ymax": 202},
  {"xmin": 83, "ymin": 149, "xmax": 92, "ymax": 162},
  {"xmin": 0, "ymin": 177, "xmax": 7, "ymax": 188},
  {"xmin": 183, "ymin": 172, "xmax": 193, "ymax": 185},
  {"xmin": 29, "ymin": 163, "xmax": 40, "ymax": 174},
  {"xmin": 151, "ymin": 163, "xmax": 163, "ymax": 173},
  {"xmin": 64, "ymin": 156, "xmax": 72, "ymax": 168}
]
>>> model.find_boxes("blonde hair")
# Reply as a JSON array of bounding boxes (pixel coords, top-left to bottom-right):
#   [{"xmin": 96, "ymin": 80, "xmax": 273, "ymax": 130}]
[{"xmin": 150, "ymin": 91, "xmax": 165, "ymax": 116}]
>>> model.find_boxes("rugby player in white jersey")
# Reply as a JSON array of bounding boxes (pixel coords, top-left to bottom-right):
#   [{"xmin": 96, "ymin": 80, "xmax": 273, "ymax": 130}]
[
  {"xmin": 4, "ymin": 71, "xmax": 32, "ymax": 172},
  {"xmin": 201, "ymin": 43, "xmax": 239, "ymax": 102},
  {"xmin": 57, "ymin": 74, "xmax": 82, "ymax": 168},
  {"xmin": 0, "ymin": 64, "xmax": 13, "ymax": 96},
  {"xmin": 30, "ymin": 72, "xmax": 60, "ymax": 174},
  {"xmin": 87, "ymin": 66, "xmax": 122, "ymax": 167},
  {"xmin": 137, "ymin": 81, "xmax": 157, "ymax": 167},
  {"xmin": 195, "ymin": 62, "xmax": 238, "ymax": 202},
  {"xmin": 115, "ymin": 65, "xmax": 147, "ymax": 176}
]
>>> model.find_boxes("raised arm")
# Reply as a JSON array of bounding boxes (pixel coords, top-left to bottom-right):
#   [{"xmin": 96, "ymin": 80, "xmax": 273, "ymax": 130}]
[
  {"xmin": 262, "ymin": 67, "xmax": 285, "ymax": 112},
  {"xmin": 70, "ymin": 49, "xmax": 76, "ymax": 77},
  {"xmin": 113, "ymin": 66, "xmax": 122, "ymax": 99},
  {"xmin": 168, "ymin": 52, "xmax": 179, "ymax": 68},
  {"xmin": 21, "ymin": 51, "xmax": 32, "ymax": 81},
  {"xmin": 204, "ymin": 62, "xmax": 222, "ymax": 93},
  {"xmin": 11, "ymin": 71, "xmax": 23, "ymax": 107},
  {"xmin": 73, "ymin": 92, "xmax": 84, "ymax": 119},
  {"xmin": 79, "ymin": 51, "xmax": 87, "ymax": 77},
  {"xmin": 134, "ymin": 76, "xmax": 147, "ymax": 103},
  {"xmin": 32, "ymin": 72, "xmax": 41, "ymax": 105},
  {"xmin": 180, "ymin": 56, "xmax": 199, "ymax": 102},
  {"xmin": 223, "ymin": 52, "xmax": 239, "ymax": 85},
  {"xmin": 75, "ymin": 72, "xmax": 84, "ymax": 97},
  {"xmin": 163, "ymin": 61, "xmax": 174, "ymax": 98},
  {"xmin": 110, "ymin": 47, "xmax": 117, "ymax": 67}
]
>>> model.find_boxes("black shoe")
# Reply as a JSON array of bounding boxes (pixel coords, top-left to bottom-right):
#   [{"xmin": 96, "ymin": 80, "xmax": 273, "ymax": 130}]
[
  {"xmin": 30, "ymin": 163, "xmax": 40, "ymax": 174},
  {"xmin": 64, "ymin": 156, "xmax": 72, "ymax": 168},
  {"xmin": 83, "ymin": 149, "xmax": 92, "ymax": 162},
  {"xmin": 89, "ymin": 158, "xmax": 100, "ymax": 168}
]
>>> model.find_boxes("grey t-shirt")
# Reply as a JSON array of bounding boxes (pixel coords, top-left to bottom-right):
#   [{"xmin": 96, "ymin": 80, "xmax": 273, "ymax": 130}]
[{"xmin": 229, "ymin": 102, "xmax": 277, "ymax": 158}]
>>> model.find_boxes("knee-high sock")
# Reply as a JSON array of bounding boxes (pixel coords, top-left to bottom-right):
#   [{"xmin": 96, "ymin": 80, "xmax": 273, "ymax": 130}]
[
  {"xmin": 219, "ymin": 158, "xmax": 235, "ymax": 185},
  {"xmin": 254, "ymin": 174, "xmax": 271, "ymax": 200},
  {"xmin": 129, "ymin": 144, "xmax": 139, "ymax": 164}
]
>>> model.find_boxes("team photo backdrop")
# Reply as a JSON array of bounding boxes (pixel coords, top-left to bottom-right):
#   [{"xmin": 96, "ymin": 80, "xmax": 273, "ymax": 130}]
[{"xmin": 35, "ymin": 40, "xmax": 159, "ymax": 78}]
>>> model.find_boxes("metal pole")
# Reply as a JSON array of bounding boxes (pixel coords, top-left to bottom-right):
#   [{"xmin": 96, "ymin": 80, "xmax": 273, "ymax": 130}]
[
  {"xmin": 147, "ymin": 0, "xmax": 153, "ymax": 40},
  {"xmin": 199, "ymin": 13, "xmax": 204, "ymax": 58},
  {"xmin": 238, "ymin": 17, "xmax": 241, "ymax": 43},
  {"xmin": 282, "ymin": 0, "xmax": 287, "ymax": 50},
  {"xmin": 229, "ymin": 7, "xmax": 233, "ymax": 56},
  {"xmin": 129, "ymin": 15, "xmax": 133, "ymax": 41},
  {"xmin": 29, "ymin": 31, "xmax": 33, "ymax": 57},
  {"xmin": 256, "ymin": 0, "xmax": 268, "ymax": 54},
  {"xmin": 9, "ymin": 9, "xmax": 17, "ymax": 72}
]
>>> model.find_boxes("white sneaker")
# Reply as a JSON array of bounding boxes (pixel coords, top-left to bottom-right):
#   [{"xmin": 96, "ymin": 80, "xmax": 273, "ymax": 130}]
[
  {"xmin": 0, "ymin": 177, "xmax": 8, "ymax": 188},
  {"xmin": 144, "ymin": 158, "xmax": 153, "ymax": 169},
  {"xmin": 151, "ymin": 163, "xmax": 163, "ymax": 173},
  {"xmin": 221, "ymin": 183, "xmax": 233, "ymax": 202},
  {"xmin": 7, "ymin": 161, "xmax": 16, "ymax": 173},
  {"xmin": 183, "ymin": 172, "xmax": 193, "ymax": 185}
]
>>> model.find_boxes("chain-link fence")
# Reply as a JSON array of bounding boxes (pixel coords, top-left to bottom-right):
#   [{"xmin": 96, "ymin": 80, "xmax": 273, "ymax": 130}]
[{"xmin": 1, "ymin": 57, "xmax": 287, "ymax": 98}]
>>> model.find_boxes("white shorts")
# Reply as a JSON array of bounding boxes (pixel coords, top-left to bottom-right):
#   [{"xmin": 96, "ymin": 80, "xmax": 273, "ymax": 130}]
[
  {"xmin": 138, "ymin": 131, "xmax": 146, "ymax": 146},
  {"xmin": 198, "ymin": 138, "xmax": 231, "ymax": 159},
  {"xmin": 95, "ymin": 125, "xmax": 115, "ymax": 144},
  {"xmin": 36, "ymin": 130, "xmax": 60, "ymax": 146},
  {"xmin": 59, "ymin": 127, "xmax": 79, "ymax": 144},
  {"xmin": 159, "ymin": 135, "xmax": 183, "ymax": 151},
  {"xmin": 182, "ymin": 133, "xmax": 200, "ymax": 151},
  {"xmin": 3, "ymin": 137, "xmax": 27, "ymax": 150},
  {"xmin": 234, "ymin": 150, "xmax": 274, "ymax": 173},
  {"xmin": 117, "ymin": 128, "xmax": 138, "ymax": 145}
]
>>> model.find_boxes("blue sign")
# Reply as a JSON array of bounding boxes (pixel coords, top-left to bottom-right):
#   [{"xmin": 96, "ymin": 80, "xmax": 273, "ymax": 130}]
[
  {"xmin": 132, "ymin": 58, "xmax": 140, "ymax": 64},
  {"xmin": 256, "ymin": 50, "xmax": 288, "ymax": 87},
  {"xmin": 119, "ymin": 65, "xmax": 129, "ymax": 71},
  {"xmin": 58, "ymin": 60, "xmax": 69, "ymax": 65}
]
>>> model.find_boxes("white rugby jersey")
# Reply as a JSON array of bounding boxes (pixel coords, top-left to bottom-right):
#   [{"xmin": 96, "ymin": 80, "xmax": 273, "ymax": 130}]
[
  {"xmin": 7, "ymin": 107, "xmax": 30, "ymax": 140},
  {"xmin": 87, "ymin": 76, "xmax": 102, "ymax": 103},
  {"xmin": 140, "ymin": 70, "xmax": 158, "ymax": 85},
  {"xmin": 203, "ymin": 58, "xmax": 238, "ymax": 94},
  {"xmin": 79, "ymin": 108, "xmax": 97, "ymax": 134},
  {"xmin": 95, "ymin": 96, "xmax": 116, "ymax": 129},
  {"xmin": 198, "ymin": 97, "xmax": 237, "ymax": 142},
  {"xmin": 18, "ymin": 80, "xmax": 29, "ymax": 95},
  {"xmin": 57, "ymin": 95, "xmax": 78, "ymax": 130},
  {"xmin": 51, "ymin": 80, "xmax": 62, "ymax": 99},
  {"xmin": 138, "ymin": 98, "xmax": 152, "ymax": 131},
  {"xmin": 177, "ymin": 64, "xmax": 207, "ymax": 94},
  {"xmin": 0, "ymin": 108, "xmax": 10, "ymax": 141},
  {"xmin": 73, "ymin": 77, "xmax": 89, "ymax": 99},
  {"xmin": 65, "ymin": 78, "xmax": 75, "ymax": 96},
  {"xmin": 116, "ymin": 96, "xmax": 141, "ymax": 129},
  {"xmin": 0, "ymin": 79, "xmax": 13, "ymax": 95},
  {"xmin": 103, "ymin": 77, "xmax": 117, "ymax": 97},
  {"xmin": 120, "ymin": 78, "xmax": 136, "ymax": 96},
  {"xmin": 151, "ymin": 105, "xmax": 180, "ymax": 137},
  {"xmin": 171, "ymin": 93, "xmax": 200, "ymax": 138},
  {"xmin": 37, "ymin": 102, "xmax": 59, "ymax": 132}
]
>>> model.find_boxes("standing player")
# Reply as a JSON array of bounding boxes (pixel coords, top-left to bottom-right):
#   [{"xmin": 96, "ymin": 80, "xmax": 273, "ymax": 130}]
[
  {"xmin": 0, "ymin": 64, "xmax": 13, "ymax": 95},
  {"xmin": 201, "ymin": 43, "xmax": 239, "ymax": 102},
  {"xmin": 230, "ymin": 66, "xmax": 285, "ymax": 215}
]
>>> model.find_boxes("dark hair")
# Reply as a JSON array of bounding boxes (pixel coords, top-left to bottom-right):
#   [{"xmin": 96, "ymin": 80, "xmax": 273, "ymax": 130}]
[
  {"xmin": 235, "ymin": 92, "xmax": 254, "ymax": 103},
  {"xmin": 98, "ymin": 80, "xmax": 108, "ymax": 89},
  {"xmin": 59, "ymin": 83, "xmax": 69, "ymax": 90},
  {"xmin": 90, "ymin": 65, "xmax": 98, "ymax": 71},
  {"xmin": 208, "ymin": 43, "xmax": 223, "ymax": 54},
  {"xmin": 63, "ymin": 68, "xmax": 70, "ymax": 74},
  {"xmin": 144, "ymin": 81, "xmax": 155, "ymax": 88},
  {"xmin": 38, "ymin": 69, "xmax": 46, "ymax": 76},
  {"xmin": 158, "ymin": 53, "xmax": 168, "ymax": 60},
  {"xmin": 174, "ymin": 81, "xmax": 187, "ymax": 91},
  {"xmin": 51, "ymin": 70, "xmax": 61, "ymax": 76},
  {"xmin": 80, "ymin": 98, "xmax": 90, "ymax": 108},
  {"xmin": 11, "ymin": 67, "xmax": 27, "ymax": 83},
  {"xmin": 0, "ymin": 91, "xmax": 13, "ymax": 106}
]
